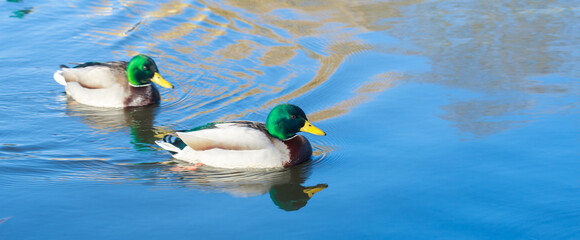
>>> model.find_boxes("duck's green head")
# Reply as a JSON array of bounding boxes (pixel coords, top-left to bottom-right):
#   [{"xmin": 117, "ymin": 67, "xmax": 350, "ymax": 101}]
[
  {"xmin": 126, "ymin": 54, "xmax": 173, "ymax": 88},
  {"xmin": 266, "ymin": 104, "xmax": 326, "ymax": 140}
]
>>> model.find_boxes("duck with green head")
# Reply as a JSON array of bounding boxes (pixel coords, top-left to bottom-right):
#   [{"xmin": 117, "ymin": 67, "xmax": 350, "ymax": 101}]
[
  {"xmin": 156, "ymin": 104, "xmax": 326, "ymax": 169},
  {"xmin": 53, "ymin": 54, "xmax": 173, "ymax": 108}
]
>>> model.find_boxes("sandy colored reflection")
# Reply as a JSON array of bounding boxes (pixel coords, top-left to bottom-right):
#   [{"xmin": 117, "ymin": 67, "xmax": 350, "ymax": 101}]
[
  {"xmin": 223, "ymin": 0, "xmax": 423, "ymax": 32},
  {"xmin": 440, "ymin": 99, "xmax": 534, "ymax": 137},
  {"xmin": 260, "ymin": 46, "xmax": 298, "ymax": 66},
  {"xmin": 309, "ymin": 72, "xmax": 403, "ymax": 122},
  {"xmin": 78, "ymin": 0, "xmax": 430, "ymax": 136},
  {"xmin": 386, "ymin": 0, "xmax": 580, "ymax": 137},
  {"xmin": 218, "ymin": 40, "xmax": 374, "ymax": 122}
]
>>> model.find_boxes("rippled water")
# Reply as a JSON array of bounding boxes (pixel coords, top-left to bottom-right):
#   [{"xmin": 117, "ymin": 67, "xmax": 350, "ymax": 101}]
[{"xmin": 1, "ymin": 0, "xmax": 579, "ymax": 239}]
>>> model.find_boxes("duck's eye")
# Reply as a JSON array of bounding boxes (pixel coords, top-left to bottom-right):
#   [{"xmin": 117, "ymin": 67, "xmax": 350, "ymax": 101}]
[
  {"xmin": 142, "ymin": 65, "xmax": 149, "ymax": 71},
  {"xmin": 290, "ymin": 115, "xmax": 297, "ymax": 119}
]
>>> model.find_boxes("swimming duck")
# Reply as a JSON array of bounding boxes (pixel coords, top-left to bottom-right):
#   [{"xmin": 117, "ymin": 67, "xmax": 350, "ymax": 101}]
[
  {"xmin": 155, "ymin": 104, "xmax": 326, "ymax": 169},
  {"xmin": 53, "ymin": 54, "xmax": 173, "ymax": 108}
]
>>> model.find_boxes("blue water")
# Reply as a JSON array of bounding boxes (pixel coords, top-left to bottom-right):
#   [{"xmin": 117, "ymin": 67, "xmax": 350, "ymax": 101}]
[{"xmin": 1, "ymin": 0, "xmax": 579, "ymax": 239}]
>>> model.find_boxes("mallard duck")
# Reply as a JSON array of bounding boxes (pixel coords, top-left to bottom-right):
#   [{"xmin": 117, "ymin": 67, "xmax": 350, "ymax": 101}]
[
  {"xmin": 53, "ymin": 54, "xmax": 173, "ymax": 108},
  {"xmin": 155, "ymin": 104, "xmax": 326, "ymax": 169}
]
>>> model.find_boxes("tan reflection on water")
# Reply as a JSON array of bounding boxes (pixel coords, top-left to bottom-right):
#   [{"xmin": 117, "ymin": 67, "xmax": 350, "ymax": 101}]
[
  {"xmin": 205, "ymin": 0, "xmax": 419, "ymax": 121},
  {"xmin": 260, "ymin": 46, "xmax": 298, "ymax": 67},
  {"xmin": 386, "ymin": 0, "xmax": 579, "ymax": 137},
  {"xmin": 224, "ymin": 0, "xmax": 423, "ymax": 32},
  {"xmin": 440, "ymin": 99, "xmax": 533, "ymax": 137},
  {"xmin": 218, "ymin": 40, "xmax": 375, "ymax": 122},
  {"xmin": 79, "ymin": 0, "xmax": 423, "ymax": 129},
  {"xmin": 83, "ymin": 1, "xmax": 198, "ymax": 41},
  {"xmin": 309, "ymin": 72, "xmax": 403, "ymax": 122}
]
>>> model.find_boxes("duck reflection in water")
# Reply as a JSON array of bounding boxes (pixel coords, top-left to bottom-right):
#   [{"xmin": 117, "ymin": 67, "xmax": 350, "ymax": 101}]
[
  {"xmin": 64, "ymin": 99, "xmax": 159, "ymax": 151},
  {"xmin": 135, "ymin": 160, "xmax": 327, "ymax": 211},
  {"xmin": 269, "ymin": 182, "xmax": 328, "ymax": 211}
]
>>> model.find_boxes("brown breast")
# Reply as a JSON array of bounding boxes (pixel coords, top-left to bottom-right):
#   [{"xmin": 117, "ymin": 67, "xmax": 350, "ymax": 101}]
[
  {"xmin": 282, "ymin": 135, "xmax": 313, "ymax": 168},
  {"xmin": 124, "ymin": 85, "xmax": 160, "ymax": 107}
]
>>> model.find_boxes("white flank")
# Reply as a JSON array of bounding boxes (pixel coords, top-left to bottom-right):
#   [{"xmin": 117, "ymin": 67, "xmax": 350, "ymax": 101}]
[
  {"xmin": 173, "ymin": 147, "xmax": 285, "ymax": 169},
  {"xmin": 158, "ymin": 123, "xmax": 292, "ymax": 169},
  {"xmin": 65, "ymin": 82, "xmax": 127, "ymax": 108}
]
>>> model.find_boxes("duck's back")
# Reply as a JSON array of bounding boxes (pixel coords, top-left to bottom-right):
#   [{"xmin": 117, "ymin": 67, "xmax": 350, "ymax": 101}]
[
  {"xmin": 60, "ymin": 61, "xmax": 128, "ymax": 89},
  {"xmin": 177, "ymin": 122, "xmax": 275, "ymax": 150}
]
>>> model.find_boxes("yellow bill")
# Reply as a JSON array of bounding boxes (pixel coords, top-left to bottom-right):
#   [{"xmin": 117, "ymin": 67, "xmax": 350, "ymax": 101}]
[
  {"xmin": 303, "ymin": 184, "xmax": 328, "ymax": 198},
  {"xmin": 300, "ymin": 120, "xmax": 326, "ymax": 136},
  {"xmin": 151, "ymin": 72, "xmax": 173, "ymax": 88}
]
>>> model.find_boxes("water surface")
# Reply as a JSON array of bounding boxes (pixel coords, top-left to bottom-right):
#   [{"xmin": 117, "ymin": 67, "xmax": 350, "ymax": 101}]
[{"xmin": 0, "ymin": 0, "xmax": 579, "ymax": 239}]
